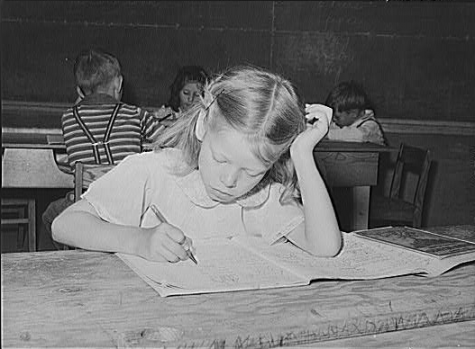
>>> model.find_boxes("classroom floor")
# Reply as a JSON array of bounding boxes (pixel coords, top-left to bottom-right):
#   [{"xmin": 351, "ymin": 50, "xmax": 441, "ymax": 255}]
[{"xmin": 1, "ymin": 228, "xmax": 28, "ymax": 253}]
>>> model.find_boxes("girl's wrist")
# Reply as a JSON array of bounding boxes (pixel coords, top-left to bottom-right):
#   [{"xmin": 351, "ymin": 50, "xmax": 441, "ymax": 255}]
[
  {"xmin": 290, "ymin": 143, "xmax": 314, "ymax": 165},
  {"xmin": 131, "ymin": 227, "xmax": 152, "ymax": 258}
]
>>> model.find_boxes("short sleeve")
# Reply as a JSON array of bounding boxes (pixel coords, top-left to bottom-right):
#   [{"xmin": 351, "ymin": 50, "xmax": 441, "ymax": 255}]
[
  {"xmin": 242, "ymin": 184, "xmax": 304, "ymax": 245},
  {"xmin": 357, "ymin": 120, "xmax": 386, "ymax": 145},
  {"xmin": 140, "ymin": 108, "xmax": 165, "ymax": 143},
  {"xmin": 82, "ymin": 153, "xmax": 153, "ymax": 226}
]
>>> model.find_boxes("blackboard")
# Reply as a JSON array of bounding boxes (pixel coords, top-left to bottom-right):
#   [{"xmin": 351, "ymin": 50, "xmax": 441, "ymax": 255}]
[{"xmin": 2, "ymin": 1, "xmax": 474, "ymax": 125}]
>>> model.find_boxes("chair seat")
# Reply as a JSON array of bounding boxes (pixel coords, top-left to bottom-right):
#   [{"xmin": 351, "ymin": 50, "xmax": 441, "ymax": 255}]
[{"xmin": 370, "ymin": 194, "xmax": 415, "ymax": 225}]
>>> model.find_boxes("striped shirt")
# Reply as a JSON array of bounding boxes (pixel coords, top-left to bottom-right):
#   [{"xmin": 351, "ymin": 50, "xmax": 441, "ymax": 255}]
[{"xmin": 62, "ymin": 93, "xmax": 164, "ymax": 172}]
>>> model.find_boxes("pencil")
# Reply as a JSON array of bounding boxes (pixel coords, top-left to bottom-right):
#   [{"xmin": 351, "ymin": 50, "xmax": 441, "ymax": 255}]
[{"xmin": 150, "ymin": 204, "xmax": 198, "ymax": 265}]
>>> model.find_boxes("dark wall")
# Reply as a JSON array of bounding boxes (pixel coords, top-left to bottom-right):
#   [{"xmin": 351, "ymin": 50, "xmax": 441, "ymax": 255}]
[{"xmin": 2, "ymin": 1, "xmax": 475, "ymax": 123}]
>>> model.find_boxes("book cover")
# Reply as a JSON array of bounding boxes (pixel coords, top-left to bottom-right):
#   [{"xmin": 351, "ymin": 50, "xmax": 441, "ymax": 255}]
[{"xmin": 354, "ymin": 226, "xmax": 475, "ymax": 259}]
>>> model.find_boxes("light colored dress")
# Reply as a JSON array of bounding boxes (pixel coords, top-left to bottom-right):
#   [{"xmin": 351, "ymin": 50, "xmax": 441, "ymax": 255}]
[{"xmin": 82, "ymin": 148, "xmax": 304, "ymax": 244}]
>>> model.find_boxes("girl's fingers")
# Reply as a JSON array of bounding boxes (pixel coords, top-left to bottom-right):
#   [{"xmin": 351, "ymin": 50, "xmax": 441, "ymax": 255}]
[
  {"xmin": 149, "ymin": 224, "xmax": 188, "ymax": 262},
  {"xmin": 305, "ymin": 104, "xmax": 333, "ymax": 124},
  {"xmin": 156, "ymin": 236, "xmax": 187, "ymax": 262},
  {"xmin": 159, "ymin": 247, "xmax": 182, "ymax": 263},
  {"xmin": 165, "ymin": 225, "xmax": 186, "ymax": 244},
  {"xmin": 180, "ymin": 237, "xmax": 195, "ymax": 253},
  {"xmin": 166, "ymin": 227, "xmax": 194, "ymax": 255}
]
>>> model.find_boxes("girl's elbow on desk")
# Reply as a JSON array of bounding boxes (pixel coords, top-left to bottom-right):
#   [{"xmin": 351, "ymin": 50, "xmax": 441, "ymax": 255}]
[
  {"xmin": 51, "ymin": 203, "xmax": 89, "ymax": 245},
  {"xmin": 290, "ymin": 227, "xmax": 342, "ymax": 257},
  {"xmin": 51, "ymin": 212, "xmax": 71, "ymax": 245},
  {"xmin": 306, "ymin": 221, "xmax": 343, "ymax": 257},
  {"xmin": 308, "ymin": 238, "xmax": 342, "ymax": 257}
]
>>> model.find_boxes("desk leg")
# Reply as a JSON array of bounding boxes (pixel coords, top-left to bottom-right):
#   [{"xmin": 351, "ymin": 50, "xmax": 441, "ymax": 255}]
[
  {"xmin": 350, "ymin": 186, "xmax": 370, "ymax": 230},
  {"xmin": 28, "ymin": 199, "xmax": 36, "ymax": 252}
]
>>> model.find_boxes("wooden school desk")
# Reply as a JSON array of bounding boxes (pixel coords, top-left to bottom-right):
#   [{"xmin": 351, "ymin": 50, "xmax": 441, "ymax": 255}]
[
  {"xmin": 2, "ymin": 130, "xmax": 73, "ymax": 251},
  {"xmin": 2, "ymin": 131, "xmax": 73, "ymax": 189},
  {"xmin": 2, "ymin": 225, "xmax": 474, "ymax": 348},
  {"xmin": 314, "ymin": 141, "xmax": 392, "ymax": 230}
]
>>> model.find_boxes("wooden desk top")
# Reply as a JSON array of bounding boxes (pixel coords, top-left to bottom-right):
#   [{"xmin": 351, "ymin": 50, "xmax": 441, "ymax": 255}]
[
  {"xmin": 2, "ymin": 226, "xmax": 474, "ymax": 348},
  {"xmin": 2, "ymin": 130, "xmax": 66, "ymax": 150},
  {"xmin": 2, "ymin": 130, "xmax": 154, "ymax": 152},
  {"xmin": 2, "ymin": 130, "xmax": 393, "ymax": 153},
  {"xmin": 315, "ymin": 140, "xmax": 395, "ymax": 152}
]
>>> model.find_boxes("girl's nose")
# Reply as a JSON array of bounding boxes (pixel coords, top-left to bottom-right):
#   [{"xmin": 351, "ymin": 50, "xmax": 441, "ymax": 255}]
[{"xmin": 220, "ymin": 168, "xmax": 238, "ymax": 188}]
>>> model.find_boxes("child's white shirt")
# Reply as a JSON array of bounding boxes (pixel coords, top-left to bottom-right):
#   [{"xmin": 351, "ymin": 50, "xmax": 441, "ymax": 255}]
[
  {"xmin": 82, "ymin": 148, "xmax": 304, "ymax": 245},
  {"xmin": 327, "ymin": 110, "xmax": 386, "ymax": 145}
]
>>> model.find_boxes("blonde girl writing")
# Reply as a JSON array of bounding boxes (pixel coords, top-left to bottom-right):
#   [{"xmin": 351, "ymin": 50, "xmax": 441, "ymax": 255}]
[{"xmin": 52, "ymin": 65, "xmax": 342, "ymax": 262}]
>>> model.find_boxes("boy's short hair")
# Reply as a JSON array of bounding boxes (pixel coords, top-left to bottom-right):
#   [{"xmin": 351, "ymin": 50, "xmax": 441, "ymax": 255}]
[
  {"xmin": 74, "ymin": 48, "xmax": 121, "ymax": 95},
  {"xmin": 325, "ymin": 81, "xmax": 372, "ymax": 113}
]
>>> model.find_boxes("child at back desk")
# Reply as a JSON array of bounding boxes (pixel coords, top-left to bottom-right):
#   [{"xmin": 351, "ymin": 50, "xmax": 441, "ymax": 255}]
[
  {"xmin": 52, "ymin": 65, "xmax": 342, "ymax": 262},
  {"xmin": 325, "ymin": 81, "xmax": 386, "ymax": 145},
  {"xmin": 42, "ymin": 48, "xmax": 164, "ymax": 249},
  {"xmin": 153, "ymin": 65, "xmax": 210, "ymax": 123}
]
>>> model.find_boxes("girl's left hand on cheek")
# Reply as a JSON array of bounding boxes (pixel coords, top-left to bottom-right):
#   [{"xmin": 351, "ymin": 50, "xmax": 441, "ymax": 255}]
[{"xmin": 291, "ymin": 104, "xmax": 333, "ymax": 153}]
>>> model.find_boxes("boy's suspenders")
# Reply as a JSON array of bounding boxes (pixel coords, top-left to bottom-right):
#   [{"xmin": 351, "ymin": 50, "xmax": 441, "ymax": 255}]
[
  {"xmin": 356, "ymin": 114, "xmax": 387, "ymax": 144},
  {"xmin": 72, "ymin": 103, "xmax": 122, "ymax": 165}
]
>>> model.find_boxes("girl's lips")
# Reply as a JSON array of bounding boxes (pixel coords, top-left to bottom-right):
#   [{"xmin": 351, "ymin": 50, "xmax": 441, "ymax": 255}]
[
  {"xmin": 213, "ymin": 187, "xmax": 231, "ymax": 197},
  {"xmin": 209, "ymin": 187, "xmax": 235, "ymax": 202}
]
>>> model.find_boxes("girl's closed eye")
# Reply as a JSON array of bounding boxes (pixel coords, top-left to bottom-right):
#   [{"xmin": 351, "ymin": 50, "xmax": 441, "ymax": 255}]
[
  {"xmin": 245, "ymin": 169, "xmax": 266, "ymax": 178},
  {"xmin": 212, "ymin": 153, "xmax": 228, "ymax": 164}
]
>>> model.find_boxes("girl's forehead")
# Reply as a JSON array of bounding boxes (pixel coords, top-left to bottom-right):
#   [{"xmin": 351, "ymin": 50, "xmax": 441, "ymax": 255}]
[
  {"xmin": 182, "ymin": 81, "xmax": 201, "ymax": 89},
  {"xmin": 208, "ymin": 126, "xmax": 270, "ymax": 171}
]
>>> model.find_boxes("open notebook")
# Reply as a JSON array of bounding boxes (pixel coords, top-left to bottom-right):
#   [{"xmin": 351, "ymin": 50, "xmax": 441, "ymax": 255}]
[{"xmin": 117, "ymin": 227, "xmax": 475, "ymax": 297}]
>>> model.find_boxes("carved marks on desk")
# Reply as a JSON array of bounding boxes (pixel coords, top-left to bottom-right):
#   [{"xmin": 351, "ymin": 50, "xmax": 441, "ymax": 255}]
[
  {"xmin": 203, "ymin": 305, "xmax": 475, "ymax": 349},
  {"xmin": 116, "ymin": 327, "xmax": 183, "ymax": 348}
]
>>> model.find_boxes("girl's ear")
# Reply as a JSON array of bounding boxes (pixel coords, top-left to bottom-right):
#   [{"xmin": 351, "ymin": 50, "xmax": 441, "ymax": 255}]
[{"xmin": 195, "ymin": 109, "xmax": 207, "ymax": 141}]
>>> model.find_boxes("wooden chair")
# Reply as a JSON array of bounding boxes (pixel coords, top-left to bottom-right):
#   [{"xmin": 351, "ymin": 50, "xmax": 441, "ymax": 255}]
[
  {"xmin": 1, "ymin": 198, "xmax": 36, "ymax": 252},
  {"xmin": 370, "ymin": 143, "xmax": 432, "ymax": 228},
  {"xmin": 74, "ymin": 162, "xmax": 115, "ymax": 202}
]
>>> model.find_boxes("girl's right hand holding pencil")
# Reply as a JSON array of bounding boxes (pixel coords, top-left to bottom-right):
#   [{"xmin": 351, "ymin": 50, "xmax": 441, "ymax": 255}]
[{"xmin": 139, "ymin": 224, "xmax": 194, "ymax": 263}]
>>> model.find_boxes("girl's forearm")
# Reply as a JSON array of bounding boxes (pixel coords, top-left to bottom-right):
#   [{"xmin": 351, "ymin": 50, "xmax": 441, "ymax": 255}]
[
  {"xmin": 291, "ymin": 148, "xmax": 342, "ymax": 256},
  {"xmin": 52, "ymin": 208, "xmax": 148, "ymax": 255}
]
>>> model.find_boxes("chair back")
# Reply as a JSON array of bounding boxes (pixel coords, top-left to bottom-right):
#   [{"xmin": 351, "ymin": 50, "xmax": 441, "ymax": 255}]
[
  {"xmin": 388, "ymin": 143, "xmax": 432, "ymax": 226},
  {"xmin": 74, "ymin": 162, "xmax": 115, "ymax": 202}
]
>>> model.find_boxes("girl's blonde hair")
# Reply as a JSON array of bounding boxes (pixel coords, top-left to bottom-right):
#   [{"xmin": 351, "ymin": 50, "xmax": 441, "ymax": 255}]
[{"xmin": 153, "ymin": 65, "xmax": 306, "ymax": 203}]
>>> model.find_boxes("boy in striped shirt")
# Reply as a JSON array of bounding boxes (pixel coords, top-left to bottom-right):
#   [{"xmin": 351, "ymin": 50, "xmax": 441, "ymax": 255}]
[{"xmin": 43, "ymin": 48, "xmax": 164, "ymax": 249}]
